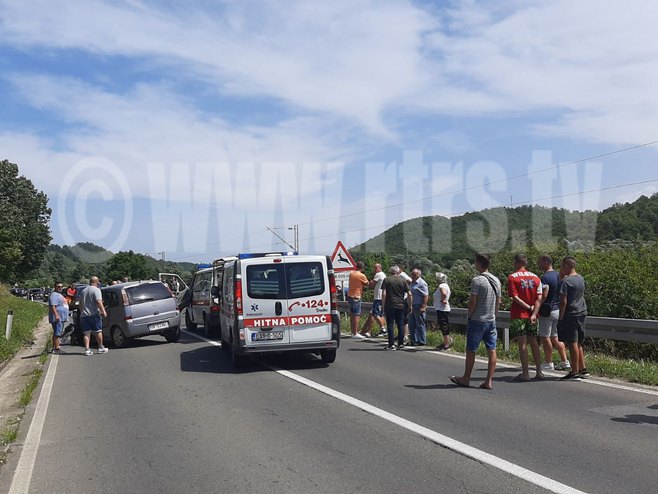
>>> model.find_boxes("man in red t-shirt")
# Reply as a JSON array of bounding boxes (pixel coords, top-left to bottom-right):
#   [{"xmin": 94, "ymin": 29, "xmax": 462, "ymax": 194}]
[{"xmin": 508, "ymin": 254, "xmax": 543, "ymax": 380}]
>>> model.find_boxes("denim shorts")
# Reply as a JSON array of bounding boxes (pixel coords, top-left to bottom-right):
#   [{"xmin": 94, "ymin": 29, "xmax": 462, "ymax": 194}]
[
  {"xmin": 371, "ymin": 300, "xmax": 383, "ymax": 317},
  {"xmin": 466, "ymin": 319, "xmax": 497, "ymax": 352},
  {"xmin": 81, "ymin": 314, "xmax": 103, "ymax": 333},
  {"xmin": 347, "ymin": 297, "xmax": 362, "ymax": 316},
  {"xmin": 51, "ymin": 320, "xmax": 64, "ymax": 337}
]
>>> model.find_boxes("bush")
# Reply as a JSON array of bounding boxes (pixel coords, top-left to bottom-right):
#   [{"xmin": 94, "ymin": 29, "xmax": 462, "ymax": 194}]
[{"xmin": 0, "ymin": 285, "xmax": 48, "ymax": 363}]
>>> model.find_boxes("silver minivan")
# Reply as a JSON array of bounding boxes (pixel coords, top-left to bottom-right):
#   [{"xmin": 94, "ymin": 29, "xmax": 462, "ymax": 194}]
[{"xmin": 101, "ymin": 281, "xmax": 182, "ymax": 347}]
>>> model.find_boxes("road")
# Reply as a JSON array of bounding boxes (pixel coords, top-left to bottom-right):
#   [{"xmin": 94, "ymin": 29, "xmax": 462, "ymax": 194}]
[{"xmin": 2, "ymin": 328, "xmax": 658, "ymax": 493}]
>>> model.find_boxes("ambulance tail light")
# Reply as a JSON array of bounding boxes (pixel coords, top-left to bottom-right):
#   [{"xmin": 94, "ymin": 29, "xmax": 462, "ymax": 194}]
[
  {"xmin": 328, "ymin": 273, "xmax": 338, "ymax": 311},
  {"xmin": 235, "ymin": 279, "xmax": 243, "ymax": 316}
]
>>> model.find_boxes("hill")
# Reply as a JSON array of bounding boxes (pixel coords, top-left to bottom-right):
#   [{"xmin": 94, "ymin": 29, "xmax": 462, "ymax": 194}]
[{"xmin": 352, "ymin": 194, "xmax": 658, "ymax": 263}]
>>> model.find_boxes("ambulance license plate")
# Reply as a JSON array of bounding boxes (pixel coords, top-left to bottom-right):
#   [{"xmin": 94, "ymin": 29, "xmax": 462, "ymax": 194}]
[{"xmin": 252, "ymin": 331, "xmax": 284, "ymax": 341}]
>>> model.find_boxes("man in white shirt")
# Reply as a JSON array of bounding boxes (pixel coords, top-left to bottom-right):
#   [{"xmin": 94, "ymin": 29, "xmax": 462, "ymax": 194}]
[{"xmin": 359, "ymin": 263, "xmax": 386, "ymax": 337}]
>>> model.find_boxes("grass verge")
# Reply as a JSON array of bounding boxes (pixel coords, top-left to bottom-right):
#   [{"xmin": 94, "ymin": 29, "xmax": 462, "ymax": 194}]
[
  {"xmin": 340, "ymin": 315, "xmax": 658, "ymax": 386},
  {"xmin": 0, "ymin": 285, "xmax": 48, "ymax": 364}
]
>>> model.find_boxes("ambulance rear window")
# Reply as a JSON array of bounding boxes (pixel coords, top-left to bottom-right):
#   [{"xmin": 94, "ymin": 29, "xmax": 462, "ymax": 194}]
[
  {"xmin": 286, "ymin": 262, "xmax": 324, "ymax": 298},
  {"xmin": 246, "ymin": 265, "xmax": 285, "ymax": 299}
]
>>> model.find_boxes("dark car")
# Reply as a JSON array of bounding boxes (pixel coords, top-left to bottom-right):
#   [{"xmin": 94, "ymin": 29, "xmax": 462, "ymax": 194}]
[
  {"xmin": 10, "ymin": 287, "xmax": 28, "ymax": 297},
  {"xmin": 28, "ymin": 288, "xmax": 46, "ymax": 301}
]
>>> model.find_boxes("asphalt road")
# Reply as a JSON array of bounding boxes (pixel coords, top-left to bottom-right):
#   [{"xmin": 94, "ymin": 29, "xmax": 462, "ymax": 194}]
[{"xmin": 2, "ymin": 328, "xmax": 658, "ymax": 493}]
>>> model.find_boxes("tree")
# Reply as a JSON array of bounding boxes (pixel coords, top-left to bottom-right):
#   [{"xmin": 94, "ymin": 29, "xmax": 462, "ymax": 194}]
[
  {"xmin": 106, "ymin": 251, "xmax": 153, "ymax": 282},
  {"xmin": 0, "ymin": 159, "xmax": 51, "ymax": 282}
]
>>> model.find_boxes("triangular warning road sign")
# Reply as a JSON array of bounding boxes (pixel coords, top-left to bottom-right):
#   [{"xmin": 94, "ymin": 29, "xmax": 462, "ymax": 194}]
[{"xmin": 330, "ymin": 241, "xmax": 357, "ymax": 272}]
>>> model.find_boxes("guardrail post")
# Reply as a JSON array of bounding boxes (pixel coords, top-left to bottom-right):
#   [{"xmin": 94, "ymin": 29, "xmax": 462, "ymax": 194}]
[
  {"xmin": 5, "ymin": 310, "xmax": 13, "ymax": 340},
  {"xmin": 503, "ymin": 326, "xmax": 509, "ymax": 352}
]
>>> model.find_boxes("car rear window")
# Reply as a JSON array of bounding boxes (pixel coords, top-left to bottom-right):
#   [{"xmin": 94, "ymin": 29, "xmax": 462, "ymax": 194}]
[
  {"xmin": 246, "ymin": 262, "xmax": 324, "ymax": 299},
  {"xmin": 126, "ymin": 283, "xmax": 172, "ymax": 305}
]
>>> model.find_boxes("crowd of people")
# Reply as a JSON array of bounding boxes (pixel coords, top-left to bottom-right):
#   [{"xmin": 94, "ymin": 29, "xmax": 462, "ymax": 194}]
[{"xmin": 345, "ymin": 253, "xmax": 588, "ymax": 390}]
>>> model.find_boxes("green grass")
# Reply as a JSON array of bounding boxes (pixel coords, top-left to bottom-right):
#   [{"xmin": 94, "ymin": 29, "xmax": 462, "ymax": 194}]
[
  {"xmin": 0, "ymin": 284, "xmax": 48, "ymax": 364},
  {"xmin": 340, "ymin": 314, "xmax": 658, "ymax": 386},
  {"xmin": 18, "ymin": 364, "xmax": 44, "ymax": 408},
  {"xmin": 0, "ymin": 416, "xmax": 21, "ymax": 466}
]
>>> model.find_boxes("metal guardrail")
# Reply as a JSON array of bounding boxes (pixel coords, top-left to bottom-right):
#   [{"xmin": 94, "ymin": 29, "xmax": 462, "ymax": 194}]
[{"xmin": 338, "ymin": 301, "xmax": 658, "ymax": 344}]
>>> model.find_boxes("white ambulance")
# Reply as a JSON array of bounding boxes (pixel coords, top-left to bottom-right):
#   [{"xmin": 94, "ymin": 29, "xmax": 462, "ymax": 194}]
[{"xmin": 217, "ymin": 252, "xmax": 340, "ymax": 368}]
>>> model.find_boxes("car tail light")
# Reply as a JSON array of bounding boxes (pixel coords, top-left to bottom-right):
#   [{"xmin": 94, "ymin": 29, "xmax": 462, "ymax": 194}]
[
  {"xmin": 210, "ymin": 305, "xmax": 220, "ymax": 313},
  {"xmin": 329, "ymin": 273, "xmax": 338, "ymax": 311},
  {"xmin": 235, "ymin": 279, "xmax": 243, "ymax": 316}
]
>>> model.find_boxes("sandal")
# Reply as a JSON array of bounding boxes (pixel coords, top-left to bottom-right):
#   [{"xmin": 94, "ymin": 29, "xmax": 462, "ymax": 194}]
[
  {"xmin": 513, "ymin": 373, "xmax": 531, "ymax": 382},
  {"xmin": 450, "ymin": 376, "xmax": 470, "ymax": 388},
  {"xmin": 479, "ymin": 382, "xmax": 493, "ymax": 390}
]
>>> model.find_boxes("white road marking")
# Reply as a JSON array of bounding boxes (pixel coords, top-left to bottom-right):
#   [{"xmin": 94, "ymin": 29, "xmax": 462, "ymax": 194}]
[
  {"xmin": 272, "ymin": 367, "xmax": 588, "ymax": 494},
  {"xmin": 184, "ymin": 330, "xmax": 587, "ymax": 493},
  {"xmin": 9, "ymin": 354, "xmax": 59, "ymax": 494}
]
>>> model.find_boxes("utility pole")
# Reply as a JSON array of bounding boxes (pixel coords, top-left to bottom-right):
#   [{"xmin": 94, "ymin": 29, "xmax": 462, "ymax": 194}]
[
  {"xmin": 266, "ymin": 226, "xmax": 297, "ymax": 252},
  {"xmin": 288, "ymin": 225, "xmax": 299, "ymax": 253}
]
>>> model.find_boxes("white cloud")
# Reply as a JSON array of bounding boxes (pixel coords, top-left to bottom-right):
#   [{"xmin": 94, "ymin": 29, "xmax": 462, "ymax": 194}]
[{"xmin": 616, "ymin": 186, "xmax": 658, "ymax": 205}]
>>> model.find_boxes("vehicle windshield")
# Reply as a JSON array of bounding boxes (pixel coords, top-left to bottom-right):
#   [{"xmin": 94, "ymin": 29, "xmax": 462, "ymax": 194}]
[{"xmin": 126, "ymin": 283, "xmax": 172, "ymax": 305}]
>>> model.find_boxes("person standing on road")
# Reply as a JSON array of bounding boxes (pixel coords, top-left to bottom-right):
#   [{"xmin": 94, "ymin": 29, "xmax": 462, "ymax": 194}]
[
  {"xmin": 408, "ymin": 269, "xmax": 429, "ymax": 346},
  {"xmin": 347, "ymin": 261, "xmax": 369, "ymax": 339},
  {"xmin": 398, "ymin": 265, "xmax": 412, "ymax": 344},
  {"xmin": 381, "ymin": 266, "xmax": 412, "ymax": 350},
  {"xmin": 450, "ymin": 253, "xmax": 501, "ymax": 390},
  {"xmin": 537, "ymin": 255, "xmax": 571, "ymax": 371},
  {"xmin": 558, "ymin": 257, "xmax": 588, "ymax": 380},
  {"xmin": 508, "ymin": 254, "xmax": 544, "ymax": 381},
  {"xmin": 48, "ymin": 281, "xmax": 68, "ymax": 352},
  {"xmin": 80, "ymin": 276, "xmax": 108, "ymax": 356},
  {"xmin": 433, "ymin": 272, "xmax": 453, "ymax": 350},
  {"xmin": 359, "ymin": 263, "xmax": 386, "ymax": 338}
]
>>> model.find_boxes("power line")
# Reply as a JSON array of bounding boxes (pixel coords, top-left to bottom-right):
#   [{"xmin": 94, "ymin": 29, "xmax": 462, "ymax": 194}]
[
  {"xmin": 284, "ymin": 139, "xmax": 658, "ymax": 228},
  {"xmin": 248, "ymin": 177, "xmax": 658, "ymax": 249}
]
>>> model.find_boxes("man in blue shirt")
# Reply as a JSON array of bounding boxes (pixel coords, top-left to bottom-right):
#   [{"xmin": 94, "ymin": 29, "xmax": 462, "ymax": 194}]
[
  {"xmin": 538, "ymin": 255, "xmax": 570, "ymax": 371},
  {"xmin": 409, "ymin": 269, "xmax": 429, "ymax": 346},
  {"xmin": 48, "ymin": 282, "xmax": 68, "ymax": 352}
]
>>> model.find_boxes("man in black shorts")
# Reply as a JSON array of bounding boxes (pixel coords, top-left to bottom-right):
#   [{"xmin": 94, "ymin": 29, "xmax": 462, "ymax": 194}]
[{"xmin": 557, "ymin": 257, "xmax": 588, "ymax": 380}]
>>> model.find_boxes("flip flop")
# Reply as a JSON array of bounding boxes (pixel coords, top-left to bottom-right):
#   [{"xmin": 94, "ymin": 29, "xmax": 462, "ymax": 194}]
[
  {"xmin": 479, "ymin": 382, "xmax": 493, "ymax": 390},
  {"xmin": 513, "ymin": 373, "xmax": 531, "ymax": 382},
  {"xmin": 450, "ymin": 376, "xmax": 470, "ymax": 388},
  {"xmin": 534, "ymin": 373, "xmax": 545, "ymax": 380}
]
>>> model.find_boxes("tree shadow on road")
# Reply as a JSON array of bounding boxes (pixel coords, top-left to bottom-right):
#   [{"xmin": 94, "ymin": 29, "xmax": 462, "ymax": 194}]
[
  {"xmin": 611, "ymin": 405, "xmax": 658, "ymax": 426},
  {"xmin": 404, "ymin": 383, "xmax": 461, "ymax": 390}
]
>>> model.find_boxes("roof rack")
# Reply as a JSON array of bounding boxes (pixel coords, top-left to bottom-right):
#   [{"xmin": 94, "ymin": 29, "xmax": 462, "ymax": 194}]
[{"xmin": 237, "ymin": 252, "xmax": 297, "ymax": 259}]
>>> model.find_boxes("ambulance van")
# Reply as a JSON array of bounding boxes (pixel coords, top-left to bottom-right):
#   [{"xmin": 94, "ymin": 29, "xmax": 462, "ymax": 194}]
[{"xmin": 217, "ymin": 252, "xmax": 340, "ymax": 368}]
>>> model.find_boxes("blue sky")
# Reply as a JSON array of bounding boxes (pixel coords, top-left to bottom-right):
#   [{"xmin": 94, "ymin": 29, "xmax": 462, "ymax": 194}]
[{"xmin": 1, "ymin": 0, "xmax": 658, "ymax": 262}]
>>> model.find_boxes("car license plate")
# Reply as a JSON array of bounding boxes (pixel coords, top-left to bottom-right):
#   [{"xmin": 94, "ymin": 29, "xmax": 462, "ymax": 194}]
[
  {"xmin": 252, "ymin": 331, "xmax": 284, "ymax": 341},
  {"xmin": 149, "ymin": 321, "xmax": 169, "ymax": 331}
]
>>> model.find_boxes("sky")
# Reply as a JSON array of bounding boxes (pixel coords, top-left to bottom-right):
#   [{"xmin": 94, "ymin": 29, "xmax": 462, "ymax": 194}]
[{"xmin": 1, "ymin": 0, "xmax": 658, "ymax": 262}]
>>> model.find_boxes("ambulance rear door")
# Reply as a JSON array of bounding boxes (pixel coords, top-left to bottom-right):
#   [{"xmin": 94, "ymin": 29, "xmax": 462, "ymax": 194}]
[
  {"xmin": 284, "ymin": 256, "xmax": 333, "ymax": 343},
  {"xmin": 241, "ymin": 258, "xmax": 291, "ymax": 346}
]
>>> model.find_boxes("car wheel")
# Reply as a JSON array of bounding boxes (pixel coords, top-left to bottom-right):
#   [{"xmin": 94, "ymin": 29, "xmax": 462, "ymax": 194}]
[
  {"xmin": 320, "ymin": 349, "xmax": 336, "ymax": 364},
  {"xmin": 220, "ymin": 331, "xmax": 230, "ymax": 351},
  {"xmin": 185, "ymin": 309, "xmax": 197, "ymax": 331},
  {"xmin": 164, "ymin": 326, "xmax": 181, "ymax": 343},
  {"xmin": 111, "ymin": 325, "xmax": 129, "ymax": 348}
]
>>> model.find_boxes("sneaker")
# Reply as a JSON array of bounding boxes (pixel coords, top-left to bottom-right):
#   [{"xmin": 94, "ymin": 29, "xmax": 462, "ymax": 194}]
[
  {"xmin": 84, "ymin": 349, "xmax": 93, "ymax": 356},
  {"xmin": 352, "ymin": 333, "xmax": 366, "ymax": 339},
  {"xmin": 362, "ymin": 332, "xmax": 371, "ymax": 338},
  {"xmin": 379, "ymin": 330, "xmax": 387, "ymax": 337},
  {"xmin": 445, "ymin": 336, "xmax": 454, "ymax": 350},
  {"xmin": 397, "ymin": 344, "xmax": 405, "ymax": 350},
  {"xmin": 560, "ymin": 372, "xmax": 582, "ymax": 381},
  {"xmin": 554, "ymin": 361, "xmax": 571, "ymax": 371},
  {"xmin": 385, "ymin": 345, "xmax": 396, "ymax": 351},
  {"xmin": 541, "ymin": 362, "xmax": 555, "ymax": 371},
  {"xmin": 578, "ymin": 368, "xmax": 590, "ymax": 378},
  {"xmin": 403, "ymin": 336, "xmax": 410, "ymax": 345},
  {"xmin": 97, "ymin": 347, "xmax": 109, "ymax": 354}
]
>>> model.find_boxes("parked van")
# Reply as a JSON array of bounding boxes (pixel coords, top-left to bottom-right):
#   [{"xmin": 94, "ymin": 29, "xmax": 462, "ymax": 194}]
[
  {"xmin": 184, "ymin": 259, "xmax": 236, "ymax": 337},
  {"xmin": 218, "ymin": 252, "xmax": 340, "ymax": 368},
  {"xmin": 101, "ymin": 281, "xmax": 182, "ymax": 347}
]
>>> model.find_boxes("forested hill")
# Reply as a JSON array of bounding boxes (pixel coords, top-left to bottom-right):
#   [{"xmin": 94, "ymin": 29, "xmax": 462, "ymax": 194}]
[{"xmin": 352, "ymin": 193, "xmax": 658, "ymax": 262}]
